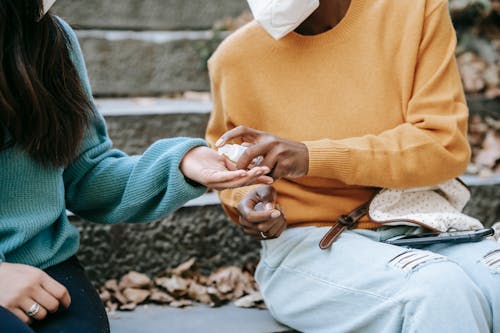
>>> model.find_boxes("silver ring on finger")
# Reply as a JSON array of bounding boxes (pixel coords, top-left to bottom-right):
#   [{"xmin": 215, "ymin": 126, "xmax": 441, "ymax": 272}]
[
  {"xmin": 26, "ymin": 302, "xmax": 41, "ymax": 318},
  {"xmin": 260, "ymin": 231, "xmax": 268, "ymax": 239}
]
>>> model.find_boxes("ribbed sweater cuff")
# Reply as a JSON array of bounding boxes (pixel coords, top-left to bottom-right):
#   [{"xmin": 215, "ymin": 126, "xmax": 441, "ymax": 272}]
[{"xmin": 303, "ymin": 140, "xmax": 352, "ymax": 181}]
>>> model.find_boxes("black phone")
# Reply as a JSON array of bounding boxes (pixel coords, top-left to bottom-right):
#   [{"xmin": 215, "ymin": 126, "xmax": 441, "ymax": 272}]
[{"xmin": 383, "ymin": 228, "xmax": 495, "ymax": 247}]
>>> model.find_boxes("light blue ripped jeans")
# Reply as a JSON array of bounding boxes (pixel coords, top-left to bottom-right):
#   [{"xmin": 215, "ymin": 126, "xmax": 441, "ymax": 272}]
[{"xmin": 255, "ymin": 226, "xmax": 500, "ymax": 333}]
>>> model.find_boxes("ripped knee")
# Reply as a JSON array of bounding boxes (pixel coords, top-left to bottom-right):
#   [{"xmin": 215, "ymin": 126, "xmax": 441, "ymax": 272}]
[
  {"xmin": 480, "ymin": 249, "xmax": 500, "ymax": 273},
  {"xmin": 388, "ymin": 249, "xmax": 447, "ymax": 273}
]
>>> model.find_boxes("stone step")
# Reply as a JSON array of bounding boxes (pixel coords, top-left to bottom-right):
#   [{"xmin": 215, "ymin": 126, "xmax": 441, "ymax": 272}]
[
  {"xmin": 77, "ymin": 30, "xmax": 226, "ymax": 96},
  {"xmin": 97, "ymin": 96, "xmax": 499, "ymax": 156},
  {"xmin": 53, "ymin": 0, "xmax": 248, "ymax": 31},
  {"xmin": 52, "ymin": 0, "xmax": 486, "ymax": 33},
  {"xmin": 109, "ymin": 304, "xmax": 294, "ymax": 333},
  {"xmin": 97, "ymin": 97, "xmax": 211, "ymax": 155},
  {"xmin": 76, "ymin": 25, "xmax": 500, "ymax": 99}
]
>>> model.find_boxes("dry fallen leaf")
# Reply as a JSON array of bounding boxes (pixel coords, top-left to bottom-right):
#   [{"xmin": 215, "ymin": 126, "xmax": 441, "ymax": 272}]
[
  {"xmin": 188, "ymin": 281, "xmax": 214, "ymax": 305},
  {"xmin": 155, "ymin": 276, "xmax": 190, "ymax": 296},
  {"xmin": 234, "ymin": 292, "xmax": 264, "ymax": 308},
  {"xmin": 209, "ymin": 266, "xmax": 244, "ymax": 295},
  {"xmin": 474, "ymin": 130, "xmax": 500, "ymax": 168},
  {"xmin": 169, "ymin": 299, "xmax": 193, "ymax": 308},
  {"xmin": 149, "ymin": 289, "xmax": 175, "ymax": 304},
  {"xmin": 168, "ymin": 258, "xmax": 196, "ymax": 277},
  {"xmin": 100, "ymin": 262, "xmax": 264, "ymax": 313},
  {"xmin": 123, "ymin": 288, "xmax": 150, "ymax": 304},
  {"xmin": 119, "ymin": 303, "xmax": 137, "ymax": 311},
  {"xmin": 119, "ymin": 271, "xmax": 151, "ymax": 290}
]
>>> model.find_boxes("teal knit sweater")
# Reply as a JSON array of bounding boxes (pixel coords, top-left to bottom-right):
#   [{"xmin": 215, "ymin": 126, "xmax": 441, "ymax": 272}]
[{"xmin": 0, "ymin": 18, "xmax": 207, "ymax": 269}]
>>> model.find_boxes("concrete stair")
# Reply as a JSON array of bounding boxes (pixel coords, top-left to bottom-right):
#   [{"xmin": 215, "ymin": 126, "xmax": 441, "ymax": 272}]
[
  {"xmin": 75, "ymin": 30, "xmax": 225, "ymax": 95},
  {"xmin": 108, "ymin": 304, "xmax": 295, "ymax": 333},
  {"xmin": 54, "ymin": 0, "xmax": 247, "ymax": 31},
  {"xmin": 97, "ymin": 97, "xmax": 212, "ymax": 155},
  {"xmin": 54, "ymin": 0, "xmax": 247, "ymax": 96}
]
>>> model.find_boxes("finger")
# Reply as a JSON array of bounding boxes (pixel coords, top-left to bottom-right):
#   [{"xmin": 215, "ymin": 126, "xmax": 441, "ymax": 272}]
[
  {"xmin": 246, "ymin": 166, "xmax": 270, "ymax": 176},
  {"xmin": 217, "ymin": 166, "xmax": 269, "ymax": 184},
  {"xmin": 255, "ymin": 175, "xmax": 274, "ymax": 185},
  {"xmin": 20, "ymin": 298, "xmax": 48, "ymax": 321},
  {"xmin": 239, "ymin": 216, "xmax": 260, "ymax": 231},
  {"xmin": 41, "ymin": 275, "xmax": 71, "ymax": 309},
  {"xmin": 255, "ymin": 215, "xmax": 283, "ymax": 233},
  {"xmin": 222, "ymin": 157, "xmax": 238, "ymax": 171},
  {"xmin": 256, "ymin": 186, "xmax": 278, "ymax": 206},
  {"xmin": 204, "ymin": 170, "xmax": 248, "ymax": 184},
  {"xmin": 209, "ymin": 171, "xmax": 270, "ymax": 190},
  {"xmin": 241, "ymin": 227, "xmax": 262, "ymax": 238},
  {"xmin": 236, "ymin": 141, "xmax": 275, "ymax": 170},
  {"xmin": 267, "ymin": 218, "xmax": 286, "ymax": 237},
  {"xmin": 215, "ymin": 126, "xmax": 261, "ymax": 147},
  {"xmin": 273, "ymin": 220, "xmax": 287, "ymax": 238},
  {"xmin": 12, "ymin": 308, "xmax": 31, "ymax": 325},
  {"xmin": 259, "ymin": 152, "xmax": 281, "ymax": 178},
  {"xmin": 33, "ymin": 288, "xmax": 60, "ymax": 314},
  {"xmin": 239, "ymin": 208, "xmax": 277, "ymax": 223}
]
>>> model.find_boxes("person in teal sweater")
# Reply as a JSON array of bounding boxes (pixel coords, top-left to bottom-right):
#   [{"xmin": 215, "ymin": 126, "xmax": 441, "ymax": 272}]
[{"xmin": 0, "ymin": 1, "xmax": 272, "ymax": 332}]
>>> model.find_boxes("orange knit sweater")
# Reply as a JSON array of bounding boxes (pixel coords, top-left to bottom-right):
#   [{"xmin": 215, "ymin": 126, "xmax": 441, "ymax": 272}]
[{"xmin": 206, "ymin": 0, "xmax": 471, "ymax": 229}]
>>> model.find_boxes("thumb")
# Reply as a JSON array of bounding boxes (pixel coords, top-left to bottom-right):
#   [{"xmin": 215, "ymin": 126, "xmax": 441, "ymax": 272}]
[
  {"xmin": 256, "ymin": 185, "xmax": 276, "ymax": 204},
  {"xmin": 255, "ymin": 186, "xmax": 280, "ymax": 218}
]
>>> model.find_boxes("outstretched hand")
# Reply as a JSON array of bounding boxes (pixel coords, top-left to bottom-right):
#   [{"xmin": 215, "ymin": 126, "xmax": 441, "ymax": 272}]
[
  {"xmin": 180, "ymin": 146, "xmax": 273, "ymax": 190},
  {"xmin": 215, "ymin": 126, "xmax": 309, "ymax": 179}
]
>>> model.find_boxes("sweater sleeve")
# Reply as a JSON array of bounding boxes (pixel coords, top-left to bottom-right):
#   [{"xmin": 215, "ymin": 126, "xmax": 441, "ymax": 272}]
[
  {"xmin": 59, "ymin": 19, "xmax": 208, "ymax": 224},
  {"xmin": 303, "ymin": 1, "xmax": 470, "ymax": 188}
]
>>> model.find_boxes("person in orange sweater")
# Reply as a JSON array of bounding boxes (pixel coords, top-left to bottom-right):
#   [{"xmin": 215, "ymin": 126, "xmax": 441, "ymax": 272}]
[{"xmin": 206, "ymin": 0, "xmax": 500, "ymax": 332}]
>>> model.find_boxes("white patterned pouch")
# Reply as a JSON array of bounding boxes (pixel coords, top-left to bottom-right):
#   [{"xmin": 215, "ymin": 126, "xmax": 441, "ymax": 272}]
[
  {"xmin": 319, "ymin": 178, "xmax": 484, "ymax": 249},
  {"xmin": 368, "ymin": 178, "xmax": 484, "ymax": 232}
]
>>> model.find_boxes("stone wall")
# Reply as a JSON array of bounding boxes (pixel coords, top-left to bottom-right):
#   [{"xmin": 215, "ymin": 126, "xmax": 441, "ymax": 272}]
[
  {"xmin": 54, "ymin": 0, "xmax": 247, "ymax": 30},
  {"xmin": 54, "ymin": 1, "xmax": 246, "ymax": 96},
  {"xmin": 72, "ymin": 206, "xmax": 259, "ymax": 285}
]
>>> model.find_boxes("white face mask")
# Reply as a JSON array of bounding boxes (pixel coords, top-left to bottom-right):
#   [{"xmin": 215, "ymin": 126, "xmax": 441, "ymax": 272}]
[
  {"xmin": 247, "ymin": 0, "xmax": 320, "ymax": 40},
  {"xmin": 39, "ymin": 0, "xmax": 57, "ymax": 19}
]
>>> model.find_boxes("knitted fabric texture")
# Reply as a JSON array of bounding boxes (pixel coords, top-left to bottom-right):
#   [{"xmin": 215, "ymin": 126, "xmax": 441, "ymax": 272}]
[
  {"xmin": 206, "ymin": 0, "xmax": 471, "ymax": 229},
  {"xmin": 0, "ymin": 18, "xmax": 207, "ymax": 269}
]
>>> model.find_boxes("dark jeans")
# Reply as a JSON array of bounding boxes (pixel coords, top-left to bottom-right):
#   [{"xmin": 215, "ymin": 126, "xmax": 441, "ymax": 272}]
[{"xmin": 0, "ymin": 257, "xmax": 110, "ymax": 333}]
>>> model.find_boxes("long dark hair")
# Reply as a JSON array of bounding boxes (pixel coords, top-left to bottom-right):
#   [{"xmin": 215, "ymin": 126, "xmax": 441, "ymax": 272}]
[{"xmin": 0, "ymin": 0, "xmax": 93, "ymax": 167}]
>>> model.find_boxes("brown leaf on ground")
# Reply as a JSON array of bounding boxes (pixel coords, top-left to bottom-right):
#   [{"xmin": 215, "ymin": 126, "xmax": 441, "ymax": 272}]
[
  {"xmin": 209, "ymin": 266, "xmax": 244, "ymax": 295},
  {"xmin": 119, "ymin": 271, "xmax": 152, "ymax": 289},
  {"xmin": 119, "ymin": 303, "xmax": 137, "ymax": 311},
  {"xmin": 100, "ymin": 262, "xmax": 265, "ymax": 312},
  {"xmin": 168, "ymin": 258, "xmax": 197, "ymax": 277},
  {"xmin": 234, "ymin": 292, "xmax": 264, "ymax": 308},
  {"xmin": 104, "ymin": 279, "xmax": 119, "ymax": 292},
  {"xmin": 105, "ymin": 300, "xmax": 118, "ymax": 313},
  {"xmin": 188, "ymin": 281, "xmax": 214, "ymax": 305},
  {"xmin": 474, "ymin": 130, "xmax": 500, "ymax": 168},
  {"xmin": 149, "ymin": 289, "xmax": 175, "ymax": 304},
  {"xmin": 112, "ymin": 290, "xmax": 129, "ymax": 306},
  {"xmin": 169, "ymin": 299, "xmax": 193, "ymax": 308},
  {"xmin": 155, "ymin": 276, "xmax": 190, "ymax": 296},
  {"xmin": 99, "ymin": 289, "xmax": 111, "ymax": 303},
  {"xmin": 123, "ymin": 288, "xmax": 150, "ymax": 304}
]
